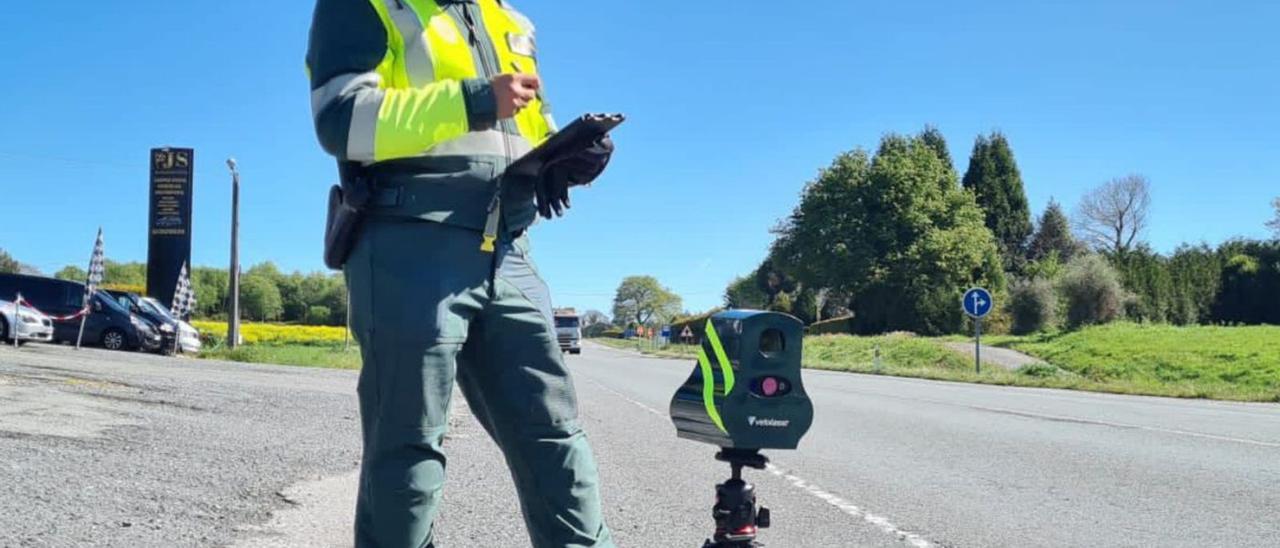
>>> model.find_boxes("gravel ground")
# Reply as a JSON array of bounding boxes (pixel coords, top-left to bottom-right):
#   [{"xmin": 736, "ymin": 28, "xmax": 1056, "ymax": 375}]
[
  {"xmin": 0, "ymin": 343, "xmax": 361, "ymax": 548},
  {"xmin": 0, "ymin": 341, "xmax": 896, "ymax": 548}
]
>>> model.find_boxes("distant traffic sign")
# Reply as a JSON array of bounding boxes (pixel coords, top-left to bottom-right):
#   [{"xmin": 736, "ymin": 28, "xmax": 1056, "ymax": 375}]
[
  {"xmin": 681, "ymin": 326, "xmax": 693, "ymax": 338},
  {"xmin": 962, "ymin": 287, "xmax": 993, "ymax": 319}
]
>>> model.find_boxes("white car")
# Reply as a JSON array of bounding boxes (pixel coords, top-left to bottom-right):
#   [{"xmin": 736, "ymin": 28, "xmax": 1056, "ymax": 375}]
[
  {"xmin": 0, "ymin": 299, "xmax": 54, "ymax": 344},
  {"xmin": 140, "ymin": 297, "xmax": 202, "ymax": 354}
]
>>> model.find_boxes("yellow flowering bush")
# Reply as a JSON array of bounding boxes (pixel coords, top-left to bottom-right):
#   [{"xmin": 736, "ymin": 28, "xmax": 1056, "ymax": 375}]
[{"xmin": 192, "ymin": 321, "xmax": 349, "ymax": 346}]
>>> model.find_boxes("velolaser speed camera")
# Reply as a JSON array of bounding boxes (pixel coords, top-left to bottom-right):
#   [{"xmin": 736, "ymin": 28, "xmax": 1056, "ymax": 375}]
[{"xmin": 669, "ymin": 310, "xmax": 813, "ymax": 450}]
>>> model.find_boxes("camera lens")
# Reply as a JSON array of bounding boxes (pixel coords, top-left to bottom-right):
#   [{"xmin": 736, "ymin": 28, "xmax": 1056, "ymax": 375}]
[{"xmin": 759, "ymin": 328, "xmax": 784, "ymax": 357}]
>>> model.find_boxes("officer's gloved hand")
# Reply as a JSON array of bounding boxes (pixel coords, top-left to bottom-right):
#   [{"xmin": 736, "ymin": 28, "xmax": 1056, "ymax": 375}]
[{"xmin": 535, "ymin": 135, "xmax": 614, "ymax": 219}]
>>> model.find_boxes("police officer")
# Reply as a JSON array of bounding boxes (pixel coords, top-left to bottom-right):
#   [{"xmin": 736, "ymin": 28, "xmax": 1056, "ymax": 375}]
[{"xmin": 306, "ymin": 1, "xmax": 615, "ymax": 547}]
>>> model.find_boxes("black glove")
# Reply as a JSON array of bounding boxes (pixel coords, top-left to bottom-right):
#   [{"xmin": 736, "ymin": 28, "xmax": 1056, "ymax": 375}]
[{"xmin": 535, "ymin": 135, "xmax": 614, "ymax": 219}]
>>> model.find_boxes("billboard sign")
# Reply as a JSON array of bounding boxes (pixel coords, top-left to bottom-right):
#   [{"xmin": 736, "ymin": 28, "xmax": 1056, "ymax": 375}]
[{"xmin": 146, "ymin": 148, "xmax": 194, "ymax": 307}]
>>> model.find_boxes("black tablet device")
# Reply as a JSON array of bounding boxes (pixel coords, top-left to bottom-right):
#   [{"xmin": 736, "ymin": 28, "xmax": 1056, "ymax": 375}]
[{"xmin": 507, "ymin": 113, "xmax": 625, "ymax": 178}]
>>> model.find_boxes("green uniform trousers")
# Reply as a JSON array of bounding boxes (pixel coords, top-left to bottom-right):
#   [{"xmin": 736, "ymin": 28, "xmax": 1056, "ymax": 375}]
[{"xmin": 345, "ymin": 217, "xmax": 614, "ymax": 548}]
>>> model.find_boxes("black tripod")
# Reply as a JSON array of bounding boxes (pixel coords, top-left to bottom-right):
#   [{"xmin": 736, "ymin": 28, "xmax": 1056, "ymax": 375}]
[{"xmin": 702, "ymin": 449, "xmax": 772, "ymax": 548}]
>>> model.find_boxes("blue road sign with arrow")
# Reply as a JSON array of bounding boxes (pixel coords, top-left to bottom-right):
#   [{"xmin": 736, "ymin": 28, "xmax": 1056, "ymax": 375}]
[{"xmin": 963, "ymin": 288, "xmax": 994, "ymax": 319}]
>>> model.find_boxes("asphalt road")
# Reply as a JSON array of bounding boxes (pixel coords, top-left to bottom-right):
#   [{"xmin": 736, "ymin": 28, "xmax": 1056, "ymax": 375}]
[{"xmin": 3, "ymin": 342, "xmax": 1278, "ymax": 547}]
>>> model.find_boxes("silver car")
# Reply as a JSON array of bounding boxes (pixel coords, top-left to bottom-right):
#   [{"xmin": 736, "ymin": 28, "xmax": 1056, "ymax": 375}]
[{"xmin": 0, "ymin": 299, "xmax": 54, "ymax": 344}]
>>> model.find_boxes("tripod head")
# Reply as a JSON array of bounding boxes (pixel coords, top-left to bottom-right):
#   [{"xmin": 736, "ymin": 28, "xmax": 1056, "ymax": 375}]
[{"xmin": 703, "ymin": 449, "xmax": 772, "ymax": 548}]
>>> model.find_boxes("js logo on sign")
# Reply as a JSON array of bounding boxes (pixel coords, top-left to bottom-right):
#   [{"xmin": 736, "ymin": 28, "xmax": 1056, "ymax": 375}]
[{"xmin": 153, "ymin": 149, "xmax": 191, "ymax": 170}]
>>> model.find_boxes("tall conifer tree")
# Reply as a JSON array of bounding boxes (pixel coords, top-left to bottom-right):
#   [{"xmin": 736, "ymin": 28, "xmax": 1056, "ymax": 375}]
[{"xmin": 962, "ymin": 132, "xmax": 1034, "ymax": 272}]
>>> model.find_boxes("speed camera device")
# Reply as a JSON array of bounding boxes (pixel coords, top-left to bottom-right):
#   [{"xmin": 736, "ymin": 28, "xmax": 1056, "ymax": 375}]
[
  {"xmin": 668, "ymin": 310, "xmax": 814, "ymax": 547},
  {"xmin": 670, "ymin": 310, "xmax": 813, "ymax": 449}
]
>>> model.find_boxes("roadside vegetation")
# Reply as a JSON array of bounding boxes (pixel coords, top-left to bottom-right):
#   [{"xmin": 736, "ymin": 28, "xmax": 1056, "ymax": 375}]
[
  {"xmin": 200, "ymin": 344, "xmax": 361, "ymax": 370},
  {"xmin": 990, "ymin": 323, "xmax": 1280, "ymax": 401},
  {"xmin": 182, "ymin": 317, "xmax": 1280, "ymax": 402},
  {"xmin": 192, "ymin": 321, "xmax": 360, "ymax": 369},
  {"xmin": 594, "ymin": 321, "xmax": 1280, "ymax": 402},
  {"xmin": 190, "ymin": 321, "xmax": 348, "ymax": 346},
  {"xmin": 593, "ymin": 337, "xmax": 699, "ymax": 359}
]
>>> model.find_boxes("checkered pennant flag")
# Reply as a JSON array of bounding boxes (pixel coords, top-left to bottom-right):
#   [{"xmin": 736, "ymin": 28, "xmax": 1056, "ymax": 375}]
[
  {"xmin": 171, "ymin": 262, "xmax": 196, "ymax": 320},
  {"xmin": 84, "ymin": 227, "xmax": 106, "ymax": 299}
]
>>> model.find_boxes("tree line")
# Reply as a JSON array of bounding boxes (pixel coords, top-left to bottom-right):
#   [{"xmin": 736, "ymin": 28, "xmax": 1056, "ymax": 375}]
[
  {"xmin": 722, "ymin": 127, "xmax": 1280, "ymax": 335},
  {"xmin": 5, "ymin": 164, "xmax": 1279, "ymax": 333},
  {"xmin": 43, "ymin": 260, "xmax": 348, "ymax": 325}
]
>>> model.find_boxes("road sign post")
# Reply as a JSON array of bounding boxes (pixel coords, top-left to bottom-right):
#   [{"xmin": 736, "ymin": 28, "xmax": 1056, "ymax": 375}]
[
  {"xmin": 962, "ymin": 288, "xmax": 994, "ymax": 375},
  {"xmin": 974, "ymin": 317, "xmax": 982, "ymax": 375}
]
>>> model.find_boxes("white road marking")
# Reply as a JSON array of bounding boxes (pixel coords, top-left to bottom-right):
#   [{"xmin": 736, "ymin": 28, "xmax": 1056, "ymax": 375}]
[
  {"xmin": 765, "ymin": 464, "xmax": 933, "ymax": 548},
  {"xmin": 584, "ymin": 377, "xmax": 937, "ymax": 547}
]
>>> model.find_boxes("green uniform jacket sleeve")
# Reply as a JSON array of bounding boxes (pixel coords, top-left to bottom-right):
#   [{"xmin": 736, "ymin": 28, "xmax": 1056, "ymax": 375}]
[{"xmin": 306, "ymin": 0, "xmax": 496, "ymax": 163}]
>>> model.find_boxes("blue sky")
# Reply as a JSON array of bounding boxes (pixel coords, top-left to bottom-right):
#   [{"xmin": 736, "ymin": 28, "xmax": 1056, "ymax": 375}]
[{"xmin": 0, "ymin": 1, "xmax": 1276, "ymax": 316}]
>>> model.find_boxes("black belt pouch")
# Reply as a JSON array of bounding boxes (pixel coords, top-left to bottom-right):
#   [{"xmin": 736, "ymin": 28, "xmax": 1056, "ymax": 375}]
[{"xmin": 323, "ymin": 161, "xmax": 372, "ymax": 270}]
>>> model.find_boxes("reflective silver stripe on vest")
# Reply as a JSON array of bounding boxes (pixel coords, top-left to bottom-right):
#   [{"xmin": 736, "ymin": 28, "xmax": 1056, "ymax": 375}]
[
  {"xmin": 422, "ymin": 129, "xmax": 531, "ymax": 159},
  {"xmin": 311, "ymin": 72, "xmax": 382, "ymax": 118},
  {"xmin": 347, "ymin": 89, "xmax": 386, "ymax": 163},
  {"xmin": 382, "ymin": 0, "xmax": 434, "ymax": 87}
]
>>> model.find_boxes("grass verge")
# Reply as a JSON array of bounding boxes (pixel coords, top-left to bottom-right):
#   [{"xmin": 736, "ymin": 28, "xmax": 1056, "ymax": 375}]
[
  {"xmin": 200, "ymin": 343, "xmax": 361, "ymax": 370},
  {"xmin": 988, "ymin": 323, "xmax": 1280, "ymax": 402},
  {"xmin": 592, "ymin": 323, "xmax": 1280, "ymax": 403},
  {"xmin": 593, "ymin": 338, "xmax": 700, "ymax": 359},
  {"xmin": 190, "ymin": 322, "xmax": 1280, "ymax": 403}
]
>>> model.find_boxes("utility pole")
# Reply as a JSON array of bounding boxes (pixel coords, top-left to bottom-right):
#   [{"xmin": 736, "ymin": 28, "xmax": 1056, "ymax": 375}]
[{"xmin": 226, "ymin": 158, "xmax": 241, "ymax": 349}]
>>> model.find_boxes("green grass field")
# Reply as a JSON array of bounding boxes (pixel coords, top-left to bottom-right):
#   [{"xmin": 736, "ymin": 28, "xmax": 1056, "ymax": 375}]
[
  {"xmin": 200, "ymin": 342, "xmax": 362, "ymax": 370},
  {"xmin": 593, "ymin": 323, "xmax": 1280, "ymax": 402},
  {"xmin": 990, "ymin": 323, "xmax": 1280, "ymax": 401}
]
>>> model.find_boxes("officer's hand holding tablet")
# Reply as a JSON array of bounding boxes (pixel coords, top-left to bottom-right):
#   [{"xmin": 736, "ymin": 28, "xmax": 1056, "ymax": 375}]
[{"xmin": 506, "ymin": 110, "xmax": 625, "ymax": 219}]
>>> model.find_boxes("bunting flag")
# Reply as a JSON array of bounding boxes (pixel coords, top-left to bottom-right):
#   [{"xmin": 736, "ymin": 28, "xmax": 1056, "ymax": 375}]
[
  {"xmin": 84, "ymin": 227, "xmax": 105, "ymax": 302},
  {"xmin": 171, "ymin": 262, "xmax": 196, "ymax": 320}
]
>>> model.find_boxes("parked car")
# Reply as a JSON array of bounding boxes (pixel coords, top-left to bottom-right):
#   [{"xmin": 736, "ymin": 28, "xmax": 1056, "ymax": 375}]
[
  {"xmin": 105, "ymin": 290, "xmax": 202, "ymax": 354},
  {"xmin": 0, "ymin": 298, "xmax": 54, "ymax": 344},
  {"xmin": 0, "ymin": 273, "xmax": 162, "ymax": 352},
  {"xmin": 142, "ymin": 296, "xmax": 202, "ymax": 353}
]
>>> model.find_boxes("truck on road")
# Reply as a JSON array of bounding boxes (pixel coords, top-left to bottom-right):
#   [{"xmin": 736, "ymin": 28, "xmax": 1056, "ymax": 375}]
[{"xmin": 554, "ymin": 308, "xmax": 582, "ymax": 355}]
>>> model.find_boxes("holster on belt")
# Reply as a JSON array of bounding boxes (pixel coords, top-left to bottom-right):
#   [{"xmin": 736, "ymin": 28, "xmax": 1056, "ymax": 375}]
[{"xmin": 323, "ymin": 161, "xmax": 373, "ymax": 270}]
